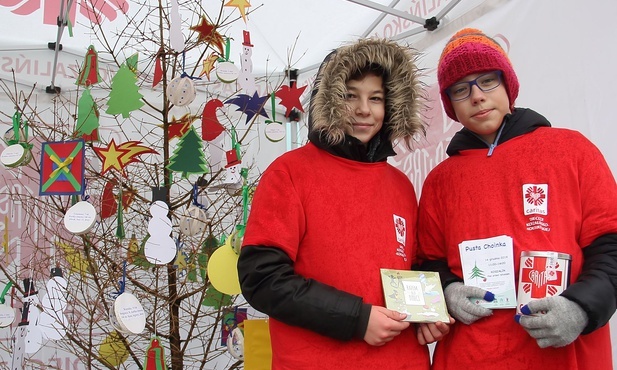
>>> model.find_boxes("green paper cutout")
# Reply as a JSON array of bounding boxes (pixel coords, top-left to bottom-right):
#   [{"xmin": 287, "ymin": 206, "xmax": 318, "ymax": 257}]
[
  {"xmin": 75, "ymin": 88, "xmax": 100, "ymax": 136},
  {"xmin": 201, "ymin": 285, "xmax": 232, "ymax": 308},
  {"xmin": 126, "ymin": 53, "xmax": 139, "ymax": 75},
  {"xmin": 167, "ymin": 126, "xmax": 209, "ymax": 179},
  {"xmin": 106, "ymin": 64, "xmax": 145, "ymax": 118}
]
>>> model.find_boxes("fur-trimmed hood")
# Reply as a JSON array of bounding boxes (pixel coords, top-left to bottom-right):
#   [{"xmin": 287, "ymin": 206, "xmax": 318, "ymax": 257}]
[{"xmin": 308, "ymin": 38, "xmax": 425, "ymax": 149}]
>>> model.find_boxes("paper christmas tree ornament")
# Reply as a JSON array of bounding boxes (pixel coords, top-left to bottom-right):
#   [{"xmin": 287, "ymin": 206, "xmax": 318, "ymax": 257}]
[
  {"xmin": 167, "ymin": 126, "xmax": 209, "ymax": 179},
  {"xmin": 106, "ymin": 64, "xmax": 145, "ymax": 118},
  {"xmin": 98, "ymin": 331, "xmax": 129, "ymax": 366},
  {"xmin": 75, "ymin": 88, "xmax": 100, "ymax": 137}
]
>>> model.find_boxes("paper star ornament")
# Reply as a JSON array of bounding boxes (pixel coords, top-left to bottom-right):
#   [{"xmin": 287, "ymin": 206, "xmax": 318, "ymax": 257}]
[
  {"xmin": 93, "ymin": 139, "xmax": 158, "ymax": 176},
  {"xmin": 200, "ymin": 53, "xmax": 220, "ymax": 80},
  {"xmin": 224, "ymin": 0, "xmax": 251, "ymax": 23},
  {"xmin": 225, "ymin": 92, "xmax": 269, "ymax": 124},
  {"xmin": 190, "ymin": 16, "xmax": 225, "ymax": 55},
  {"xmin": 168, "ymin": 113, "xmax": 199, "ymax": 139},
  {"xmin": 275, "ymin": 82, "xmax": 307, "ymax": 116}
]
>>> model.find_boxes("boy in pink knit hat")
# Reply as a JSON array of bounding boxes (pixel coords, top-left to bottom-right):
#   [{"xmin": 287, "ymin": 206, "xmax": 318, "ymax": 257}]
[{"xmin": 417, "ymin": 28, "xmax": 617, "ymax": 370}]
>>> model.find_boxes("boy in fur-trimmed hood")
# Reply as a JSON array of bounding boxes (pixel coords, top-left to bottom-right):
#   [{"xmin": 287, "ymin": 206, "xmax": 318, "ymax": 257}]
[{"xmin": 238, "ymin": 38, "xmax": 452, "ymax": 370}]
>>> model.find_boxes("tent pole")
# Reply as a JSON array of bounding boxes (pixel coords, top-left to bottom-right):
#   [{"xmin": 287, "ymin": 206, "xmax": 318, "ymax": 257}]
[
  {"xmin": 47, "ymin": 0, "xmax": 75, "ymax": 94},
  {"xmin": 344, "ymin": 0, "xmax": 426, "ymax": 24}
]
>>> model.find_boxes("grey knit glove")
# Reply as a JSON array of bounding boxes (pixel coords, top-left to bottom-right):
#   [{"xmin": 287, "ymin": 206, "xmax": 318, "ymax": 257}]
[
  {"xmin": 444, "ymin": 282, "xmax": 495, "ymax": 324},
  {"xmin": 515, "ymin": 296, "xmax": 588, "ymax": 348}
]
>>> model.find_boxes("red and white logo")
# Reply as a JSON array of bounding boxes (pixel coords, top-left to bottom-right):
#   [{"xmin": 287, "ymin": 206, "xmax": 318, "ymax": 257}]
[
  {"xmin": 522, "ymin": 184, "xmax": 548, "ymax": 215},
  {"xmin": 393, "ymin": 214, "xmax": 406, "ymax": 245}
]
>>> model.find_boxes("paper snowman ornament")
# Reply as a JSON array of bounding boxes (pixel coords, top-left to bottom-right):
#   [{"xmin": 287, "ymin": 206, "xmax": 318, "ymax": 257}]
[
  {"xmin": 167, "ymin": 75, "xmax": 196, "ymax": 106},
  {"xmin": 223, "ymin": 149, "xmax": 242, "ymax": 185},
  {"xmin": 179, "ymin": 206, "xmax": 209, "ymax": 236},
  {"xmin": 238, "ymin": 31, "xmax": 256, "ymax": 94},
  {"xmin": 22, "ymin": 279, "xmax": 44, "ymax": 354},
  {"xmin": 144, "ymin": 201, "xmax": 177, "ymax": 265},
  {"xmin": 38, "ymin": 267, "xmax": 68, "ymax": 341}
]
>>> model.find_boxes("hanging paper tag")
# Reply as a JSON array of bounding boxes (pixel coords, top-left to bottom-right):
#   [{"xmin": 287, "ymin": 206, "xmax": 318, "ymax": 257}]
[
  {"xmin": 0, "ymin": 304, "xmax": 15, "ymax": 327},
  {"xmin": 64, "ymin": 201, "xmax": 97, "ymax": 234},
  {"xmin": 216, "ymin": 62, "xmax": 239, "ymax": 83}
]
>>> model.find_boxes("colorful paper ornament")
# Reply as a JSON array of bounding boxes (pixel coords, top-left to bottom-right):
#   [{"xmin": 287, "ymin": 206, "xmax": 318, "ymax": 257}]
[
  {"xmin": 190, "ymin": 16, "xmax": 224, "ymax": 55},
  {"xmin": 22, "ymin": 279, "xmax": 43, "ymax": 355},
  {"xmin": 126, "ymin": 53, "xmax": 139, "ymax": 75},
  {"xmin": 101, "ymin": 180, "xmax": 136, "ymax": 220},
  {"xmin": 0, "ymin": 281, "xmax": 15, "ymax": 328},
  {"xmin": 207, "ymin": 237, "xmax": 242, "ymax": 295},
  {"xmin": 275, "ymin": 81, "xmax": 307, "ymax": 117},
  {"xmin": 179, "ymin": 206, "xmax": 208, "ymax": 236},
  {"xmin": 76, "ymin": 45, "xmax": 101, "ymax": 86},
  {"xmin": 199, "ymin": 53, "xmax": 220, "ymax": 80},
  {"xmin": 215, "ymin": 37, "xmax": 239, "ymax": 83},
  {"xmin": 227, "ymin": 327, "xmax": 245, "ymax": 360},
  {"xmin": 201, "ymin": 285, "xmax": 232, "ymax": 308},
  {"xmin": 39, "ymin": 139, "xmax": 85, "ymax": 196},
  {"xmin": 264, "ymin": 93, "xmax": 285, "ymax": 142},
  {"xmin": 99, "ymin": 331, "xmax": 129, "ymax": 366},
  {"xmin": 2, "ymin": 111, "xmax": 32, "ymax": 168},
  {"xmin": 221, "ymin": 307, "xmax": 247, "ymax": 346},
  {"xmin": 152, "ymin": 52, "xmax": 164, "ymax": 88},
  {"xmin": 224, "ymin": 0, "xmax": 251, "ymax": 23},
  {"xmin": 106, "ymin": 64, "xmax": 145, "ymax": 118},
  {"xmin": 225, "ymin": 92, "xmax": 269, "ymax": 124},
  {"xmin": 75, "ymin": 88, "xmax": 100, "ymax": 137},
  {"xmin": 93, "ymin": 139, "xmax": 158, "ymax": 177},
  {"xmin": 144, "ymin": 336, "xmax": 168, "ymax": 370},
  {"xmin": 238, "ymin": 31, "xmax": 256, "ymax": 94},
  {"xmin": 56, "ymin": 240, "xmax": 93, "ymax": 277},
  {"xmin": 167, "ymin": 126, "xmax": 209, "ymax": 179},
  {"xmin": 166, "ymin": 75, "xmax": 196, "ymax": 107},
  {"xmin": 168, "ymin": 113, "xmax": 198, "ymax": 139},
  {"xmin": 201, "ymin": 99, "xmax": 225, "ymax": 141}
]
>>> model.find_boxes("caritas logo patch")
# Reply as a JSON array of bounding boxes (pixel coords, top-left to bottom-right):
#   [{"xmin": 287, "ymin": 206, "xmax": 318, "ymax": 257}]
[
  {"xmin": 393, "ymin": 214, "xmax": 406, "ymax": 245},
  {"xmin": 522, "ymin": 184, "xmax": 548, "ymax": 215}
]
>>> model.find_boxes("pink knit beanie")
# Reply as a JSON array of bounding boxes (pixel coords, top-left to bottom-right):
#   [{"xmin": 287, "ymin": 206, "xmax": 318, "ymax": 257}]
[{"xmin": 437, "ymin": 28, "xmax": 519, "ymax": 121}]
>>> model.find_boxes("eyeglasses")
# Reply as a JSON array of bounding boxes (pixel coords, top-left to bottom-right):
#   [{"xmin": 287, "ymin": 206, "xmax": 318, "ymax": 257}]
[{"xmin": 446, "ymin": 71, "xmax": 503, "ymax": 101}]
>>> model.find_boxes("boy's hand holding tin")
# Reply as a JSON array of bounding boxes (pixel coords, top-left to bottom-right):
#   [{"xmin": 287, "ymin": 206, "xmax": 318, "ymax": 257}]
[{"xmin": 515, "ymin": 296, "xmax": 588, "ymax": 348}]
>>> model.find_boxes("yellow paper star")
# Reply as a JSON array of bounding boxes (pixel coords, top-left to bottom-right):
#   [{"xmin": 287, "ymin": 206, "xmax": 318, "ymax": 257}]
[
  {"xmin": 200, "ymin": 53, "xmax": 220, "ymax": 80},
  {"xmin": 224, "ymin": 0, "xmax": 251, "ymax": 23},
  {"xmin": 94, "ymin": 139, "xmax": 130, "ymax": 176}
]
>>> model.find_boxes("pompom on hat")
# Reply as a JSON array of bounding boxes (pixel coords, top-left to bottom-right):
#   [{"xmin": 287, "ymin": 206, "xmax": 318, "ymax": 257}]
[{"xmin": 437, "ymin": 28, "xmax": 519, "ymax": 121}]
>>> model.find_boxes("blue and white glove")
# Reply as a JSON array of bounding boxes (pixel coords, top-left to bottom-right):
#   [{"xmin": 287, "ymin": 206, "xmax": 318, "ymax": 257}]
[
  {"xmin": 444, "ymin": 282, "xmax": 495, "ymax": 325},
  {"xmin": 515, "ymin": 296, "xmax": 588, "ymax": 348}
]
